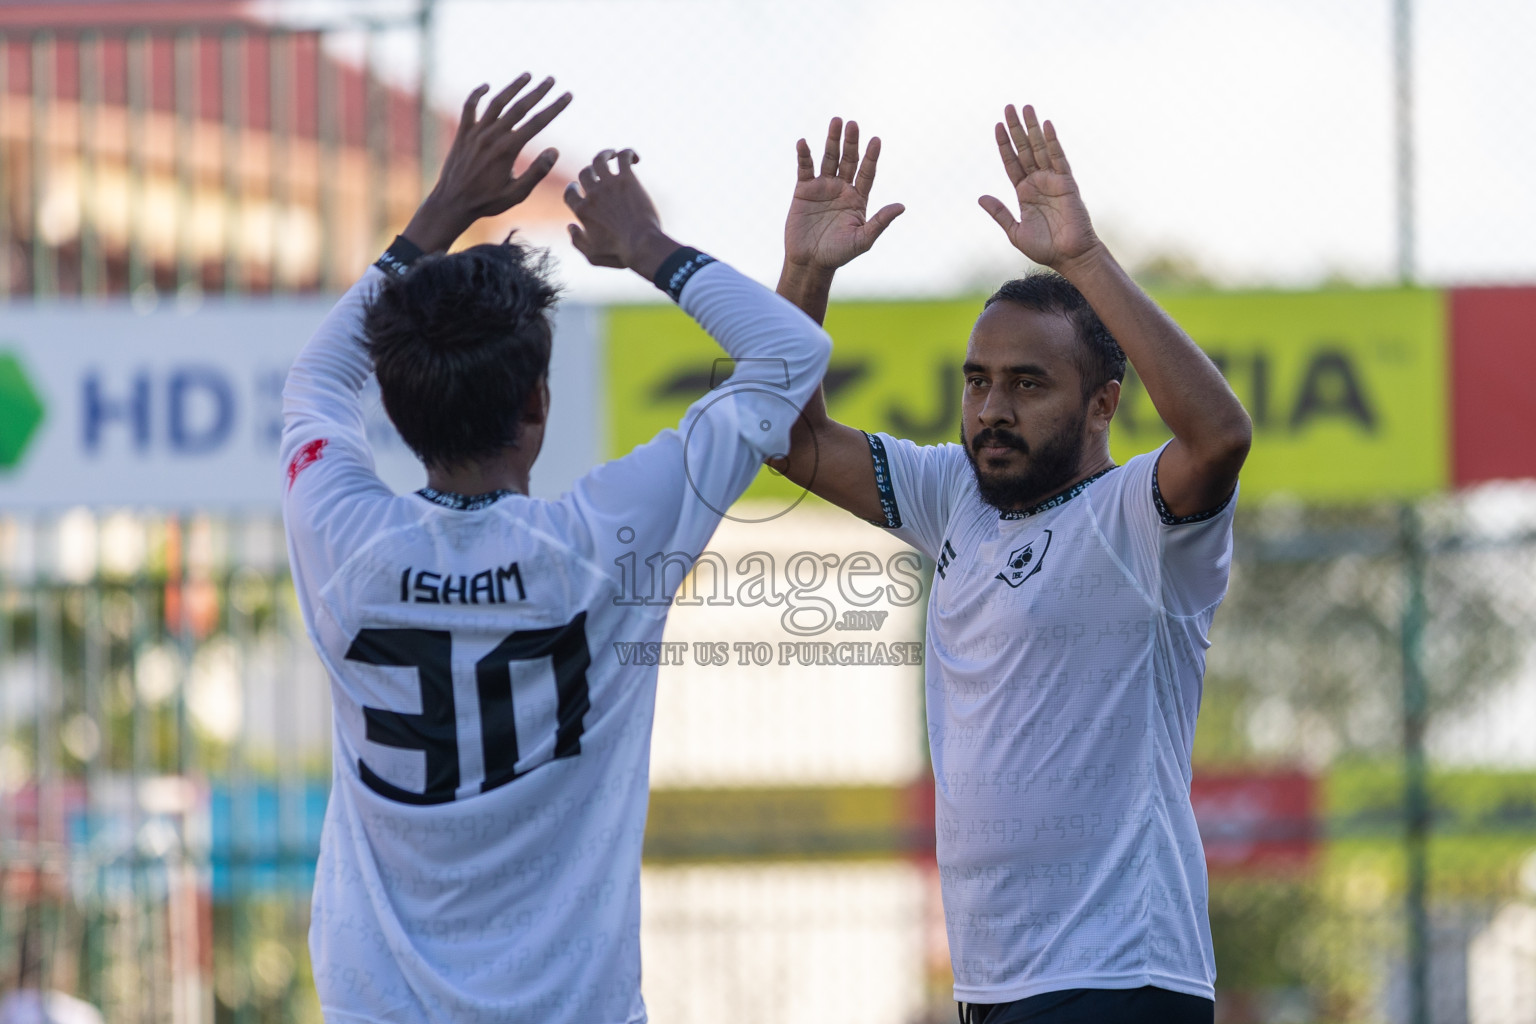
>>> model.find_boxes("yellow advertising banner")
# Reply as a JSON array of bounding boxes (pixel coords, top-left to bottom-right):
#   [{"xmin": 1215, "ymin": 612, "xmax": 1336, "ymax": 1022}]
[{"xmin": 606, "ymin": 287, "xmax": 1447, "ymax": 503}]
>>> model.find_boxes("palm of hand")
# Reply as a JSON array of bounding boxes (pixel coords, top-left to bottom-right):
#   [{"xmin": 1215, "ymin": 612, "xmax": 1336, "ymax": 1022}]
[
  {"xmin": 1009, "ymin": 169, "xmax": 1096, "ymax": 267},
  {"xmin": 787, "ymin": 176, "xmax": 873, "ymax": 269}
]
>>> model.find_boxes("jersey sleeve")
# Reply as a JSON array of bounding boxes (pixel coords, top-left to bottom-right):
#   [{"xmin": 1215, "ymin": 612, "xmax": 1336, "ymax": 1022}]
[
  {"xmin": 565, "ymin": 259, "xmax": 832, "ymax": 594},
  {"xmin": 1089, "ymin": 441, "xmax": 1238, "ymax": 617},
  {"xmin": 865, "ymin": 433, "xmax": 970, "ymax": 562},
  {"xmin": 280, "ymin": 268, "xmax": 397, "ymax": 592}
]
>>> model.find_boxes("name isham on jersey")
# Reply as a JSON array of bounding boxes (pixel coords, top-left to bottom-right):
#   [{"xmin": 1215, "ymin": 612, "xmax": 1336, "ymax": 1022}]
[{"xmin": 399, "ymin": 562, "xmax": 528, "ymax": 605}]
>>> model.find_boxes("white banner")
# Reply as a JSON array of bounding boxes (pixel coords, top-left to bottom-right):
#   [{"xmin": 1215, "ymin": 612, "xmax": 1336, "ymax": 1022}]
[{"xmin": 0, "ymin": 297, "xmax": 604, "ymax": 510}]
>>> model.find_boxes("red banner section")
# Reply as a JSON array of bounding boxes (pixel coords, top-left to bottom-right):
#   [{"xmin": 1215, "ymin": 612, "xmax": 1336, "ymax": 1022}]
[
  {"xmin": 1190, "ymin": 771, "xmax": 1318, "ymax": 875},
  {"xmin": 1450, "ymin": 287, "xmax": 1536, "ymax": 487}
]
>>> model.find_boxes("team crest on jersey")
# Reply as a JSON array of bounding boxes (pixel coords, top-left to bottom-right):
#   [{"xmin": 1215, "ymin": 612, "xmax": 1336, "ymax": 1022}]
[{"xmin": 995, "ymin": 529, "xmax": 1051, "ymax": 588}]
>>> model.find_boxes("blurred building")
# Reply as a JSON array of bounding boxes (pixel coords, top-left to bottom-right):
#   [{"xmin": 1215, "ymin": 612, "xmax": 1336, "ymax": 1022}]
[{"xmin": 0, "ymin": 0, "xmax": 569, "ymax": 300}]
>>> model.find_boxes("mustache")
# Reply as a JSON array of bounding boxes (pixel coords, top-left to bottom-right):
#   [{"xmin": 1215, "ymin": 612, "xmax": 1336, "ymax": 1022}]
[{"xmin": 971, "ymin": 428, "xmax": 1029, "ymax": 454}]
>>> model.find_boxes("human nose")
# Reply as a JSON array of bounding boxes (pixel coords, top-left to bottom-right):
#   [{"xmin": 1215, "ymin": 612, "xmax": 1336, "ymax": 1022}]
[{"xmin": 976, "ymin": 384, "xmax": 1014, "ymax": 428}]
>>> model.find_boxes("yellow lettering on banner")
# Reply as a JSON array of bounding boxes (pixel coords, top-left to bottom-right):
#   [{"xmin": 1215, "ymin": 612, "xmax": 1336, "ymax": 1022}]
[{"xmin": 606, "ymin": 288, "xmax": 1447, "ymax": 504}]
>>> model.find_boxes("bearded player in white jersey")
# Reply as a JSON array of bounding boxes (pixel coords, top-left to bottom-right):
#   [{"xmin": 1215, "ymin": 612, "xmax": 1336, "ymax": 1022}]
[
  {"xmin": 771, "ymin": 109, "xmax": 1252, "ymax": 1023},
  {"xmin": 281, "ymin": 74, "xmax": 831, "ymax": 1023}
]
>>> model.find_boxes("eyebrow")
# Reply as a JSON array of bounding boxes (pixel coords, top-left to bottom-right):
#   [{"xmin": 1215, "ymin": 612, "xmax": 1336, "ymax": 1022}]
[{"xmin": 962, "ymin": 362, "xmax": 1053, "ymax": 378}]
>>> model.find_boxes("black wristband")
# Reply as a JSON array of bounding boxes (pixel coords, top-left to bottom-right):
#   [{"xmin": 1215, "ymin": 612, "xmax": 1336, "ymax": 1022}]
[
  {"xmin": 652, "ymin": 247, "xmax": 716, "ymax": 302},
  {"xmin": 375, "ymin": 234, "xmax": 426, "ymax": 279}
]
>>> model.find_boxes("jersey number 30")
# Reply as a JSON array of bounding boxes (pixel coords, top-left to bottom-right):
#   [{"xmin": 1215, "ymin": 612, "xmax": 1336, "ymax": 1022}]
[{"xmin": 344, "ymin": 612, "xmax": 591, "ymax": 805}]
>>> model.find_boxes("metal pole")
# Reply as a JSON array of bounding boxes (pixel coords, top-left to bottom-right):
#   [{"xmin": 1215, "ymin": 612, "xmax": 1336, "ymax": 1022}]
[
  {"xmin": 418, "ymin": 0, "xmax": 438, "ymax": 197},
  {"xmin": 30, "ymin": 31, "xmax": 55, "ymax": 298},
  {"xmin": 33, "ymin": 528, "xmax": 62, "ymax": 1004},
  {"xmin": 126, "ymin": 31, "xmax": 151, "ymax": 298},
  {"xmin": 317, "ymin": 33, "xmax": 338, "ymax": 293},
  {"xmin": 0, "ymin": 34, "xmax": 9, "ymax": 300},
  {"xmin": 269, "ymin": 31, "xmax": 290, "ymax": 293},
  {"xmin": 80, "ymin": 32, "xmax": 102, "ymax": 297},
  {"xmin": 1393, "ymin": 0, "xmax": 1415, "ymax": 284},
  {"xmin": 128, "ymin": 569, "xmax": 154, "ymax": 1024},
  {"xmin": 1400, "ymin": 502, "xmax": 1430, "ymax": 1024},
  {"xmin": 80, "ymin": 560, "xmax": 106, "ymax": 1008},
  {"xmin": 364, "ymin": 26, "xmax": 386, "ymax": 253},
  {"xmin": 169, "ymin": 516, "xmax": 199, "ymax": 1024},
  {"xmin": 222, "ymin": 29, "xmax": 245, "ymax": 295},
  {"xmin": 228, "ymin": 532, "xmax": 254, "ymax": 1024},
  {"xmin": 0, "ymin": 545, "xmax": 11, "ymax": 932},
  {"xmin": 175, "ymin": 31, "xmax": 198, "ymax": 296}
]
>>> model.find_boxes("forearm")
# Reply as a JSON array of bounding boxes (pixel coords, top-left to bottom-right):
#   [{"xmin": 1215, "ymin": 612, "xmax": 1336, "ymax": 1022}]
[
  {"xmin": 401, "ymin": 193, "xmax": 474, "ymax": 255},
  {"xmin": 1060, "ymin": 246, "xmax": 1251, "ymax": 459},
  {"xmin": 776, "ymin": 261, "xmax": 835, "ymax": 326},
  {"xmin": 776, "ymin": 386, "xmax": 886, "ymax": 524},
  {"xmin": 681, "ymin": 262, "xmax": 831, "ymax": 394},
  {"xmin": 672, "ymin": 260, "xmax": 832, "ymax": 481},
  {"xmin": 775, "ymin": 386, "xmax": 831, "ymax": 488}
]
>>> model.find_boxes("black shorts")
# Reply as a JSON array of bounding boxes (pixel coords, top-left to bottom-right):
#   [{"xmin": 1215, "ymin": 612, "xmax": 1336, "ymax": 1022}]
[{"xmin": 959, "ymin": 986, "xmax": 1214, "ymax": 1024}]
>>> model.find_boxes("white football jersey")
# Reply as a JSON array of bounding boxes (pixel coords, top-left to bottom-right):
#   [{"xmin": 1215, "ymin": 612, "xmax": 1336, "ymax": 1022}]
[
  {"xmin": 281, "ymin": 259, "xmax": 831, "ymax": 1024},
  {"xmin": 868, "ymin": 433, "xmax": 1235, "ymax": 1004}
]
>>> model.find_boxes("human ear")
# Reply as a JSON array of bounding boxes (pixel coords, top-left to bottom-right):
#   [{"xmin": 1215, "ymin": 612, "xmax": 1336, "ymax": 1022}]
[
  {"xmin": 1091, "ymin": 379, "xmax": 1120, "ymax": 429},
  {"xmin": 523, "ymin": 377, "xmax": 550, "ymax": 425}
]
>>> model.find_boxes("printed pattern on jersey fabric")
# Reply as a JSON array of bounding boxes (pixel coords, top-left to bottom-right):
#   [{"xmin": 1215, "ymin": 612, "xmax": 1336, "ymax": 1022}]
[
  {"xmin": 279, "ymin": 261, "xmax": 830, "ymax": 1024},
  {"xmin": 869, "ymin": 434, "xmax": 1236, "ymax": 1005}
]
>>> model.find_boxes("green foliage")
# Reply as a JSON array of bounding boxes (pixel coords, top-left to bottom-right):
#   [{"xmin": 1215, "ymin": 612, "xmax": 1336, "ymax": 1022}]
[
  {"xmin": 1197, "ymin": 499, "xmax": 1526, "ymax": 765},
  {"xmin": 212, "ymin": 899, "xmax": 322, "ymax": 1024},
  {"xmin": 1208, "ymin": 872, "xmax": 1387, "ymax": 1022}
]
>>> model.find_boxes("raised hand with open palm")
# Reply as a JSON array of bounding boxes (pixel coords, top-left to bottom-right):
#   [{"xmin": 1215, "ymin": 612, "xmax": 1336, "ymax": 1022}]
[
  {"xmin": 783, "ymin": 117, "xmax": 906, "ymax": 273},
  {"xmin": 403, "ymin": 74, "xmax": 572, "ymax": 253},
  {"xmin": 978, "ymin": 104, "xmax": 1102, "ymax": 273}
]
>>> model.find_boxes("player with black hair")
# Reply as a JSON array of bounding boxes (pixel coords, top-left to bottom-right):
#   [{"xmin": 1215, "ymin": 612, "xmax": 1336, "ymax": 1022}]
[
  {"xmin": 281, "ymin": 74, "xmax": 831, "ymax": 1024},
  {"xmin": 363, "ymin": 243, "xmax": 560, "ymax": 474},
  {"xmin": 771, "ymin": 109, "xmax": 1252, "ymax": 1023},
  {"xmin": 981, "ymin": 275, "xmax": 1127, "ymax": 397}
]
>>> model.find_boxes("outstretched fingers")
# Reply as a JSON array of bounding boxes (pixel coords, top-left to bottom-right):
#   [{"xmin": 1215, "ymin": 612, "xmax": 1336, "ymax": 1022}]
[
  {"xmin": 458, "ymin": 84, "xmax": 490, "ymax": 137},
  {"xmin": 819, "ymin": 117, "xmax": 844, "ymax": 179},
  {"xmin": 853, "ymin": 136, "xmax": 882, "ymax": 198},
  {"xmin": 837, "ymin": 120, "xmax": 861, "ymax": 183},
  {"xmin": 616, "ymin": 148, "xmax": 641, "ymax": 174},
  {"xmin": 1020, "ymin": 105, "xmax": 1052, "ymax": 175},
  {"xmin": 1042, "ymin": 119, "xmax": 1072, "ymax": 175},
  {"xmin": 510, "ymin": 147, "xmax": 560, "ymax": 199},
  {"xmin": 978, "ymin": 194, "xmax": 1018, "ymax": 236},
  {"xmin": 481, "ymin": 74, "xmax": 533, "ymax": 124},
  {"xmin": 1003, "ymin": 105, "xmax": 1036, "ymax": 176},
  {"xmin": 858, "ymin": 201, "xmax": 906, "ymax": 248},
  {"xmin": 509, "ymin": 90, "xmax": 573, "ymax": 147},
  {"xmin": 500, "ymin": 75, "xmax": 555, "ymax": 127},
  {"xmin": 995, "ymin": 121, "xmax": 1027, "ymax": 187},
  {"xmin": 795, "ymin": 138, "xmax": 815, "ymax": 182}
]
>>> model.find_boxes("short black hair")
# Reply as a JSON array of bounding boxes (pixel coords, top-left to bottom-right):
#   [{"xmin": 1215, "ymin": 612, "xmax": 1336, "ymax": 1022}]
[
  {"xmin": 364, "ymin": 242, "xmax": 559, "ymax": 470},
  {"xmin": 983, "ymin": 272, "xmax": 1126, "ymax": 396}
]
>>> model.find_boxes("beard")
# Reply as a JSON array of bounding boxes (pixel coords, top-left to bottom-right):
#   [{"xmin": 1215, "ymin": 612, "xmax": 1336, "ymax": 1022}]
[{"xmin": 961, "ymin": 411, "xmax": 1087, "ymax": 513}]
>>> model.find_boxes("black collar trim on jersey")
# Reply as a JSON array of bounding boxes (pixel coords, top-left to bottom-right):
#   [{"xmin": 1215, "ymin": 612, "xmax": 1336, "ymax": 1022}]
[
  {"xmin": 415, "ymin": 486, "xmax": 516, "ymax": 511},
  {"xmin": 997, "ymin": 466, "xmax": 1114, "ymax": 520}
]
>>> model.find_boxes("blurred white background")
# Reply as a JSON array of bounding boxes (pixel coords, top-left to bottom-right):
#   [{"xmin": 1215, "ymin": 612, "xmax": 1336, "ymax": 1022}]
[{"xmin": 396, "ymin": 0, "xmax": 1536, "ymax": 300}]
